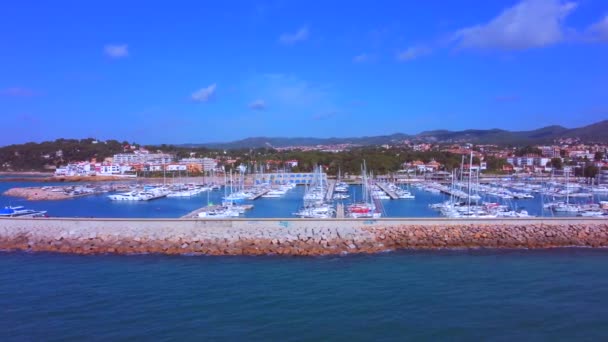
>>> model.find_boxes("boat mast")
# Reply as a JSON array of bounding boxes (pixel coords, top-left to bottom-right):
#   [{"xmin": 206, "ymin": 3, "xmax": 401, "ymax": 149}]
[
  {"xmin": 468, "ymin": 151, "xmax": 473, "ymax": 214},
  {"xmin": 163, "ymin": 159, "xmax": 166, "ymax": 187},
  {"xmin": 566, "ymin": 168, "xmax": 569, "ymax": 206},
  {"xmin": 223, "ymin": 168, "xmax": 227, "ymax": 197}
]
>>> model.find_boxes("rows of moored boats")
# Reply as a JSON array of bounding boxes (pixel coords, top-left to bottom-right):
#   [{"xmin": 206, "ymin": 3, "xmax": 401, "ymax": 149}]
[
  {"xmin": 372, "ymin": 183, "xmax": 416, "ymax": 199},
  {"xmin": 293, "ymin": 165, "xmax": 386, "ymax": 218},
  {"xmin": 108, "ymin": 184, "xmax": 220, "ymax": 201},
  {"xmin": 294, "ymin": 169, "xmax": 335, "ymax": 218},
  {"xmin": 6, "ymin": 171, "xmax": 608, "ymax": 220},
  {"xmin": 198, "ymin": 183, "xmax": 297, "ymax": 218},
  {"xmin": 418, "ymin": 176, "xmax": 608, "ymax": 218},
  {"xmin": 429, "ymin": 201, "xmax": 531, "ymax": 218}
]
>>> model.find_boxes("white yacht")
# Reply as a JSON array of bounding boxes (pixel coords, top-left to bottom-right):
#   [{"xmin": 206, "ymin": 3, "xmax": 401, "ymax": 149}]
[
  {"xmin": 262, "ymin": 189, "xmax": 287, "ymax": 198},
  {"xmin": 578, "ymin": 210, "xmax": 606, "ymax": 217},
  {"xmin": 198, "ymin": 207, "xmax": 240, "ymax": 218},
  {"xmin": 0, "ymin": 206, "xmax": 47, "ymax": 218},
  {"xmin": 108, "ymin": 191, "xmax": 144, "ymax": 201},
  {"xmin": 293, "ymin": 205, "xmax": 335, "ymax": 218}
]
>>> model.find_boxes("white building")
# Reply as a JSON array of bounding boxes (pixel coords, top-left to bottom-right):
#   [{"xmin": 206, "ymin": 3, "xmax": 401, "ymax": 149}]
[
  {"xmin": 55, "ymin": 162, "xmax": 94, "ymax": 176},
  {"xmin": 540, "ymin": 146, "xmax": 560, "ymax": 158},
  {"xmin": 202, "ymin": 157, "xmax": 217, "ymax": 171},
  {"xmin": 285, "ymin": 159, "xmax": 299, "ymax": 168},
  {"xmin": 166, "ymin": 164, "xmax": 187, "ymax": 171},
  {"xmin": 178, "ymin": 157, "xmax": 218, "ymax": 171},
  {"xmin": 507, "ymin": 157, "xmax": 551, "ymax": 168},
  {"xmin": 98, "ymin": 165, "xmax": 121, "ymax": 175},
  {"xmin": 568, "ymin": 151, "xmax": 595, "ymax": 160},
  {"xmin": 113, "ymin": 153, "xmax": 140, "ymax": 164},
  {"xmin": 144, "ymin": 164, "xmax": 164, "ymax": 172},
  {"xmin": 113, "ymin": 152, "xmax": 174, "ymax": 165}
]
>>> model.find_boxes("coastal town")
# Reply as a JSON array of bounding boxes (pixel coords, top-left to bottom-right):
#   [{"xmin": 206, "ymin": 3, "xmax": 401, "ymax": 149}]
[
  {"xmin": 6, "ymin": 1, "xmax": 608, "ymax": 340},
  {"xmin": 1, "ymin": 135, "xmax": 608, "ymax": 220},
  {"xmin": 37, "ymin": 138, "xmax": 608, "ymax": 181}
]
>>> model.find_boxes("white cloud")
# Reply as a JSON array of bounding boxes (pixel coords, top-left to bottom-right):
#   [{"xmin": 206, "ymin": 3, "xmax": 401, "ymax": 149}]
[
  {"xmin": 453, "ymin": 0, "xmax": 577, "ymax": 50},
  {"xmin": 397, "ymin": 46, "xmax": 431, "ymax": 61},
  {"xmin": 249, "ymin": 99, "xmax": 266, "ymax": 110},
  {"xmin": 587, "ymin": 15, "xmax": 608, "ymax": 42},
  {"xmin": 191, "ymin": 84, "xmax": 217, "ymax": 102},
  {"xmin": 104, "ymin": 44, "xmax": 129, "ymax": 58},
  {"xmin": 279, "ymin": 26, "xmax": 309, "ymax": 45},
  {"xmin": 242, "ymin": 73, "xmax": 339, "ymax": 123}
]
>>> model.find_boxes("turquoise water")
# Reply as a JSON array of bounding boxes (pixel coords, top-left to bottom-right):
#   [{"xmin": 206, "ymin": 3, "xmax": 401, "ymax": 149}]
[
  {"xmin": 0, "ymin": 181, "xmax": 605, "ymax": 218},
  {"xmin": 2, "ymin": 249, "xmax": 608, "ymax": 340}
]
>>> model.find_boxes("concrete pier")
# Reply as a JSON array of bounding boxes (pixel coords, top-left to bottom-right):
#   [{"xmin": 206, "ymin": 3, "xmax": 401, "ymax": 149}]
[
  {"xmin": 425, "ymin": 183, "xmax": 469, "ymax": 199},
  {"xmin": 325, "ymin": 180, "xmax": 336, "ymax": 201},
  {"xmin": 1, "ymin": 217, "xmax": 607, "ymax": 256},
  {"xmin": 376, "ymin": 182, "xmax": 399, "ymax": 200},
  {"xmin": 336, "ymin": 203, "xmax": 345, "ymax": 218},
  {"xmin": 249, "ymin": 189, "xmax": 269, "ymax": 200},
  {"xmin": 181, "ymin": 205, "xmax": 224, "ymax": 218},
  {"xmin": 181, "ymin": 205, "xmax": 254, "ymax": 218}
]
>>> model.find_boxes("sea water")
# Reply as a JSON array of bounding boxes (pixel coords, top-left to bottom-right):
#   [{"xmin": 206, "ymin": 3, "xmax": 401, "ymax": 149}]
[
  {"xmin": 1, "ymin": 249, "xmax": 608, "ymax": 340},
  {"xmin": 0, "ymin": 180, "xmax": 605, "ymax": 218}
]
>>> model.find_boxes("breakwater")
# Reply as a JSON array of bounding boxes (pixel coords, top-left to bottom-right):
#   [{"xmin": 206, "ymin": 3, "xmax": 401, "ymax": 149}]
[{"xmin": 1, "ymin": 218, "xmax": 607, "ymax": 256}]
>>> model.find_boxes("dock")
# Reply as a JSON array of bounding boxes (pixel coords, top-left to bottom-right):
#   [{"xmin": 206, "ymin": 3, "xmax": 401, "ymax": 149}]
[
  {"xmin": 181, "ymin": 205, "xmax": 223, "ymax": 218},
  {"xmin": 425, "ymin": 183, "xmax": 471, "ymax": 200},
  {"xmin": 249, "ymin": 189, "xmax": 269, "ymax": 200},
  {"xmin": 336, "ymin": 203, "xmax": 345, "ymax": 218},
  {"xmin": 375, "ymin": 182, "xmax": 399, "ymax": 200},
  {"xmin": 325, "ymin": 180, "xmax": 336, "ymax": 201},
  {"xmin": 181, "ymin": 204, "xmax": 254, "ymax": 218}
]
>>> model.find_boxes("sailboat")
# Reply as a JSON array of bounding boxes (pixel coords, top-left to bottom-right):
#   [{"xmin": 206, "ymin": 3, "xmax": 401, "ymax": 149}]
[
  {"xmin": 346, "ymin": 161, "xmax": 382, "ymax": 218},
  {"xmin": 293, "ymin": 165, "xmax": 335, "ymax": 218}
]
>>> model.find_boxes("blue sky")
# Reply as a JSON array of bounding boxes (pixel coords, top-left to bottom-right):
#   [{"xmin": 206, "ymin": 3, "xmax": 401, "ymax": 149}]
[{"xmin": 1, "ymin": 0, "xmax": 608, "ymax": 145}]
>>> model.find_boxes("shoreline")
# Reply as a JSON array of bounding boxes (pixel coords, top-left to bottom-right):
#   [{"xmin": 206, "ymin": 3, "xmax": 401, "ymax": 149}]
[
  {"xmin": 0, "ymin": 171, "xmax": 54, "ymax": 176},
  {"xmin": 1, "ymin": 217, "xmax": 607, "ymax": 256},
  {"xmin": 0, "ymin": 176, "xmax": 134, "ymax": 183},
  {"xmin": 2, "ymin": 187, "xmax": 102, "ymax": 201},
  {"xmin": 0, "ymin": 175, "xmax": 227, "ymax": 183}
]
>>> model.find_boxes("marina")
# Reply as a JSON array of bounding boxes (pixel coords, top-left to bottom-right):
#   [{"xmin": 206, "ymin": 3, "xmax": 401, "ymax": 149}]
[
  {"xmin": 1, "ymin": 172, "xmax": 608, "ymax": 219},
  {"xmin": 5, "ymin": 1, "xmax": 608, "ymax": 341}
]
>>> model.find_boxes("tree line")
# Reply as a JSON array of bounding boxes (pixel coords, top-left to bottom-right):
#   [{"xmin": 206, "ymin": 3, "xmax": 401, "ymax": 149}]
[
  {"xmin": 1, "ymin": 140, "xmax": 603, "ymax": 179},
  {"xmin": 0, "ymin": 138, "xmax": 126, "ymax": 171}
]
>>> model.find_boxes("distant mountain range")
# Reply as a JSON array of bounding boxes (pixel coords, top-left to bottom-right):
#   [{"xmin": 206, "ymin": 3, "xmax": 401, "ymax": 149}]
[{"xmin": 182, "ymin": 120, "xmax": 608, "ymax": 149}]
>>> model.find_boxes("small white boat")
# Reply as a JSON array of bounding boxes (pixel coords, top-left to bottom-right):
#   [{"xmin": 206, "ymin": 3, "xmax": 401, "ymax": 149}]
[
  {"xmin": 198, "ymin": 207, "xmax": 240, "ymax": 218},
  {"xmin": 0, "ymin": 206, "xmax": 47, "ymax": 218},
  {"xmin": 553, "ymin": 203, "xmax": 581, "ymax": 213},
  {"xmin": 578, "ymin": 211, "xmax": 605, "ymax": 217},
  {"xmin": 108, "ymin": 191, "xmax": 144, "ymax": 201}
]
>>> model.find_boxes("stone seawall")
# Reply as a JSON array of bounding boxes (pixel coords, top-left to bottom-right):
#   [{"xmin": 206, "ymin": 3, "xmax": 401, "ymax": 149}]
[{"xmin": 1, "ymin": 218, "xmax": 607, "ymax": 256}]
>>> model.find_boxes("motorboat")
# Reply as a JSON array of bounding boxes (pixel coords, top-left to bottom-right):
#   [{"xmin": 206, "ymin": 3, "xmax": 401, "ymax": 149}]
[
  {"xmin": 108, "ymin": 191, "xmax": 144, "ymax": 201},
  {"xmin": 197, "ymin": 207, "xmax": 240, "ymax": 218},
  {"xmin": 578, "ymin": 210, "xmax": 606, "ymax": 217},
  {"xmin": 0, "ymin": 205, "xmax": 47, "ymax": 218}
]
